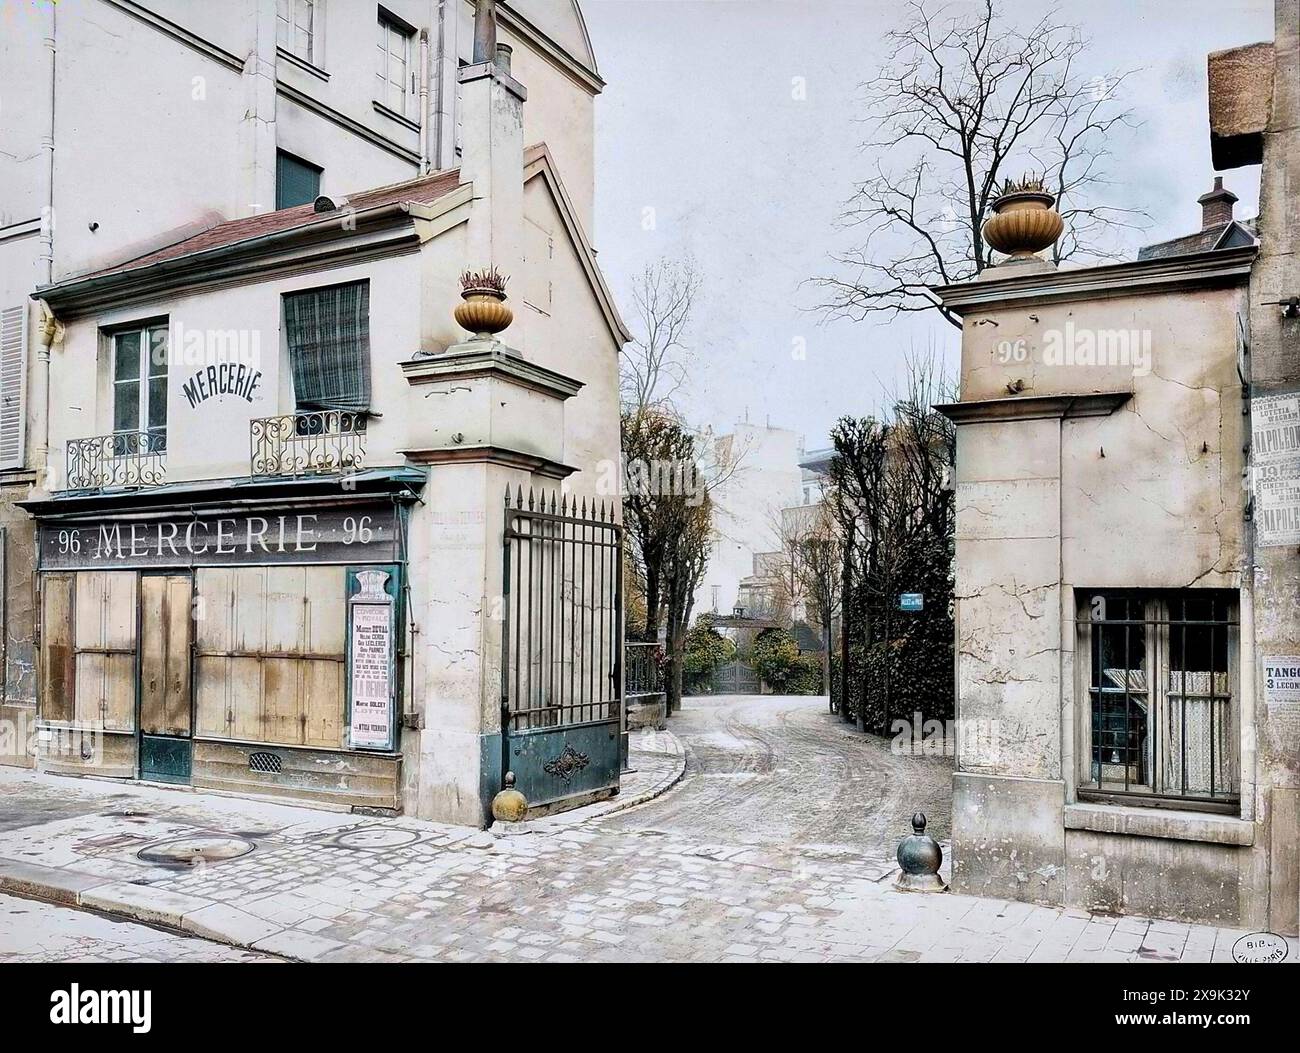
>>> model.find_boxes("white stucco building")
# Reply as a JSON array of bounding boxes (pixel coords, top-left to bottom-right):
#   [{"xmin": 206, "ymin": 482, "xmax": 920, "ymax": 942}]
[
  {"xmin": 0, "ymin": 1, "xmax": 629, "ymax": 827},
  {"xmin": 935, "ymin": 1, "xmax": 1298, "ymax": 933}
]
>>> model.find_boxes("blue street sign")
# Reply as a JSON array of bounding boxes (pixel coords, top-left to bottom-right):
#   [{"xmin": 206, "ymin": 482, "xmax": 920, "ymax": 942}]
[{"xmin": 899, "ymin": 593, "xmax": 924, "ymax": 612}]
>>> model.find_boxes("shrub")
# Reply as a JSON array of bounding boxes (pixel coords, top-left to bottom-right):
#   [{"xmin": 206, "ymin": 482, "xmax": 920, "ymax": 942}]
[
  {"xmin": 683, "ymin": 616, "xmax": 734, "ymax": 694},
  {"xmin": 752, "ymin": 628, "xmax": 822, "ymax": 695}
]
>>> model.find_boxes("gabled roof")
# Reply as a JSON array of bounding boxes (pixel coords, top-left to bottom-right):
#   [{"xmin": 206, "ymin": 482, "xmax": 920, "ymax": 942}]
[
  {"xmin": 524, "ymin": 143, "xmax": 631, "ymax": 345},
  {"xmin": 65, "ymin": 168, "xmax": 464, "ymax": 283},
  {"xmin": 35, "ymin": 144, "xmax": 630, "ymax": 348},
  {"xmin": 1136, "ymin": 218, "xmax": 1258, "ymax": 261}
]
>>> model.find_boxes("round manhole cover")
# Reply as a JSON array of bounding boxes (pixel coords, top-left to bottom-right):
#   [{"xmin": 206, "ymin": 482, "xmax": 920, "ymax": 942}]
[
  {"xmin": 332, "ymin": 828, "xmax": 420, "ymax": 849},
  {"xmin": 137, "ymin": 836, "xmax": 256, "ymax": 866}
]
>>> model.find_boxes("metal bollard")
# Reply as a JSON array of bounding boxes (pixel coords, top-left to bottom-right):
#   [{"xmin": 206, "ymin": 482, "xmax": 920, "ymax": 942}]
[
  {"xmin": 895, "ymin": 812, "xmax": 948, "ymax": 892},
  {"xmin": 491, "ymin": 771, "xmax": 528, "ymax": 824}
]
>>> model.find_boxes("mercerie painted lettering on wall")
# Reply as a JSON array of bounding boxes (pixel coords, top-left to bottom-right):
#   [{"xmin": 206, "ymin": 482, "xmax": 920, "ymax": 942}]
[{"xmin": 182, "ymin": 362, "xmax": 264, "ymax": 407}]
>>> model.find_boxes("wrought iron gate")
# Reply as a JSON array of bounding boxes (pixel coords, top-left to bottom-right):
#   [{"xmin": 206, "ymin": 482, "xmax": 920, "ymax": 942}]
[
  {"xmin": 711, "ymin": 657, "xmax": 761, "ymax": 694},
  {"xmin": 501, "ymin": 487, "xmax": 623, "ymax": 811}
]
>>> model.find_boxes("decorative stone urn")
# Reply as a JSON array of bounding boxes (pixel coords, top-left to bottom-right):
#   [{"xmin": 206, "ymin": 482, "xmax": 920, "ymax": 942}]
[
  {"xmin": 454, "ymin": 284, "xmax": 513, "ymax": 338},
  {"xmin": 982, "ymin": 187, "xmax": 1064, "ymax": 260}
]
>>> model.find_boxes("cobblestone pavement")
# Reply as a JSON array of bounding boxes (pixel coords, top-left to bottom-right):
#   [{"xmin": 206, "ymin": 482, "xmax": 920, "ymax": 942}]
[
  {"xmin": 608, "ymin": 694, "xmax": 954, "ymax": 859},
  {"xmin": 0, "ymin": 893, "xmax": 275, "ymax": 963},
  {"xmin": 0, "ymin": 696, "xmax": 1292, "ymax": 963}
]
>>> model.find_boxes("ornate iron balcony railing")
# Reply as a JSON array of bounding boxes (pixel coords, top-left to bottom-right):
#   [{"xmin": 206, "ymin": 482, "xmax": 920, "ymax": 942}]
[
  {"xmin": 65, "ymin": 431, "xmax": 167, "ymax": 490},
  {"xmin": 250, "ymin": 411, "xmax": 367, "ymax": 478}
]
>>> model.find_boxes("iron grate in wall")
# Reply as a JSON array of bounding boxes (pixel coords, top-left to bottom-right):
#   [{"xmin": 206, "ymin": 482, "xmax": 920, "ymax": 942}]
[{"xmin": 248, "ymin": 751, "xmax": 283, "ymax": 775}]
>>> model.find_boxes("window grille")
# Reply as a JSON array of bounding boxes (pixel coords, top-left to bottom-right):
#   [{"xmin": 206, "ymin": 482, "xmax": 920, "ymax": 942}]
[{"xmin": 1076, "ymin": 590, "xmax": 1238, "ymax": 811}]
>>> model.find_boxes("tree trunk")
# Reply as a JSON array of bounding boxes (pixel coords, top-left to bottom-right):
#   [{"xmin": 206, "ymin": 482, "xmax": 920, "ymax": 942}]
[
  {"xmin": 840, "ymin": 537, "xmax": 854, "ymax": 723},
  {"xmin": 644, "ymin": 565, "xmax": 662, "ymax": 640},
  {"xmin": 821, "ymin": 596, "xmax": 831, "ymax": 696}
]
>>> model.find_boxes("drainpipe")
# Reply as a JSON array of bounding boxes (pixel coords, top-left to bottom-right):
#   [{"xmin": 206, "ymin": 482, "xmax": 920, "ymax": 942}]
[
  {"xmin": 39, "ymin": 3, "xmax": 56, "ymax": 283},
  {"xmin": 432, "ymin": 0, "xmax": 447, "ymax": 171},
  {"xmin": 33, "ymin": 5, "xmax": 57, "ymax": 494},
  {"xmin": 418, "ymin": 29, "xmax": 430, "ymax": 174}
]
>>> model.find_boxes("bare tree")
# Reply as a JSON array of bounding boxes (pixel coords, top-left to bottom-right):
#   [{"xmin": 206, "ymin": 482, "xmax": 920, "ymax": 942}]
[
  {"xmin": 620, "ymin": 257, "xmax": 702, "ymax": 411},
  {"xmin": 811, "ymin": 0, "xmax": 1145, "ymax": 329},
  {"xmin": 661, "ymin": 494, "xmax": 712, "ymax": 714}
]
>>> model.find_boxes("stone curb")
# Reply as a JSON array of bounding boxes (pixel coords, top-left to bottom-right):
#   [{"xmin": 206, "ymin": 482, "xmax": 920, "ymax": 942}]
[
  {"xmin": 514, "ymin": 730, "xmax": 688, "ymax": 834},
  {"xmin": 0, "ymin": 857, "xmax": 305, "ymax": 960}
]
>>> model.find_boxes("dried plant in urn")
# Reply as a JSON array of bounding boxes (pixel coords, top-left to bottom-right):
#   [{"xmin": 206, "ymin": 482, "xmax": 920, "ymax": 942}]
[
  {"xmin": 455, "ymin": 266, "xmax": 513, "ymax": 338},
  {"xmin": 982, "ymin": 173, "xmax": 1064, "ymax": 260}
]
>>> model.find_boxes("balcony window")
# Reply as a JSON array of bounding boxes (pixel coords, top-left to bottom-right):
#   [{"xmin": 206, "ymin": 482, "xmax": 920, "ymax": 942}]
[
  {"xmin": 112, "ymin": 321, "xmax": 168, "ymax": 453},
  {"xmin": 1077, "ymin": 590, "xmax": 1238, "ymax": 812},
  {"xmin": 276, "ymin": 0, "xmax": 316, "ymax": 65},
  {"xmin": 376, "ymin": 9, "xmax": 415, "ymax": 118},
  {"xmin": 282, "ymin": 279, "xmax": 371, "ymax": 414}
]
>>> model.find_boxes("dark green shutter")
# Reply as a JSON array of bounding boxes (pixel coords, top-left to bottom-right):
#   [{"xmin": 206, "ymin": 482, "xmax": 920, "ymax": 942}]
[{"xmin": 276, "ymin": 151, "xmax": 321, "ymax": 210}]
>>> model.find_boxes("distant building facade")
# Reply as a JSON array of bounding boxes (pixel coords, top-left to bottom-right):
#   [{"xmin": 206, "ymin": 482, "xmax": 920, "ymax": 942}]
[{"xmin": 695, "ymin": 421, "xmax": 804, "ymax": 621}]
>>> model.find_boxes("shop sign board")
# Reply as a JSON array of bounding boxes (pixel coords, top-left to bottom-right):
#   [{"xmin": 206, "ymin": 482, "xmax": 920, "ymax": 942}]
[{"xmin": 39, "ymin": 504, "xmax": 399, "ymax": 570}]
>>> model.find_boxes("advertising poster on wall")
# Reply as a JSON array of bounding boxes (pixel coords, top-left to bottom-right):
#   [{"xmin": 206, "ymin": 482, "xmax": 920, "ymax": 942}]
[{"xmin": 347, "ymin": 566, "xmax": 399, "ymax": 750}]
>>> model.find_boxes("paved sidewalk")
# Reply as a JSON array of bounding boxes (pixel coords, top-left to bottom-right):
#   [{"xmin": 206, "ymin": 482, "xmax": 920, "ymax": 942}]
[
  {"xmin": 0, "ymin": 892, "xmax": 276, "ymax": 963},
  {"xmin": 0, "ymin": 729, "xmax": 1288, "ymax": 963}
]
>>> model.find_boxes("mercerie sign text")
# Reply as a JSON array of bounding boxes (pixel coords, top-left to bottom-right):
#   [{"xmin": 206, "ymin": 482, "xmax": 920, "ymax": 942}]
[
  {"xmin": 182, "ymin": 362, "xmax": 264, "ymax": 407},
  {"xmin": 39, "ymin": 504, "xmax": 399, "ymax": 569}
]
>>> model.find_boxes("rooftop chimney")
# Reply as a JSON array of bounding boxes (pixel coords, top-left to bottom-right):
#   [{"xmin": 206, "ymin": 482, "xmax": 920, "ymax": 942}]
[
  {"xmin": 1197, "ymin": 176, "xmax": 1238, "ymax": 230},
  {"xmin": 458, "ymin": 0, "xmax": 526, "ymax": 342}
]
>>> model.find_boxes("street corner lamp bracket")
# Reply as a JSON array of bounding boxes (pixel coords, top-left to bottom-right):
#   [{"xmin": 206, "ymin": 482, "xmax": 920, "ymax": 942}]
[{"xmin": 1263, "ymin": 295, "xmax": 1300, "ymax": 318}]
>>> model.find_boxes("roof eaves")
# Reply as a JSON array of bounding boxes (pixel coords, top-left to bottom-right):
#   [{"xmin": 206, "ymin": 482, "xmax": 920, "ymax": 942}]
[
  {"xmin": 932, "ymin": 244, "xmax": 1256, "ymax": 315},
  {"xmin": 34, "ymin": 201, "xmax": 423, "ymax": 316}
]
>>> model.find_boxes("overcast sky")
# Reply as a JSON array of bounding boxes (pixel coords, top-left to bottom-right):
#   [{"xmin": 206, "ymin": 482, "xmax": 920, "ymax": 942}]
[{"xmin": 583, "ymin": 0, "xmax": 1273, "ymax": 449}]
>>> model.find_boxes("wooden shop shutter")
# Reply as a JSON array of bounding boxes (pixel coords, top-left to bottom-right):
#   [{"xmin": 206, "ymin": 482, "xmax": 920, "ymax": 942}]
[
  {"xmin": 195, "ymin": 565, "xmax": 345, "ymax": 748},
  {"xmin": 39, "ymin": 574, "xmax": 75, "ymax": 723},
  {"xmin": 72, "ymin": 571, "xmax": 137, "ymax": 731}
]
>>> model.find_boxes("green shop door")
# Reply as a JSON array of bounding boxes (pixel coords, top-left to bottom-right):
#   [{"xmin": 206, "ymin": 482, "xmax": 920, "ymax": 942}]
[{"xmin": 138, "ymin": 574, "xmax": 193, "ymax": 784}]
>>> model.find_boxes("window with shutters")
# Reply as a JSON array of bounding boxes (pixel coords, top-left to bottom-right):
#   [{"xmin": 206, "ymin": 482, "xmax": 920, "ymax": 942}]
[
  {"xmin": 276, "ymin": 150, "xmax": 322, "ymax": 210},
  {"xmin": 0, "ymin": 304, "xmax": 27, "ymax": 470},
  {"xmin": 376, "ymin": 9, "xmax": 415, "ymax": 118},
  {"xmin": 39, "ymin": 572, "xmax": 138, "ymax": 730}
]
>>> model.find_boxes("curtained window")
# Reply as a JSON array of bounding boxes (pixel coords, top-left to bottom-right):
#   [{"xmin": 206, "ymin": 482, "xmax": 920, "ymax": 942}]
[
  {"xmin": 282, "ymin": 280, "xmax": 372, "ymax": 414},
  {"xmin": 1078, "ymin": 589, "xmax": 1238, "ymax": 810}
]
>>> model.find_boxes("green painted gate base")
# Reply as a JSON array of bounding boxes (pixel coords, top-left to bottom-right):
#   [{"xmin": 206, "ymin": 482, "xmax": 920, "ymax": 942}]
[
  {"xmin": 505, "ymin": 719, "xmax": 620, "ymax": 812},
  {"xmin": 140, "ymin": 735, "xmax": 192, "ymax": 785}
]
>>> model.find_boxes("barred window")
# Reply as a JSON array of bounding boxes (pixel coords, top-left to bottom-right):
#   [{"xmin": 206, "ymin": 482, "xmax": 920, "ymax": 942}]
[{"xmin": 1077, "ymin": 590, "xmax": 1238, "ymax": 812}]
